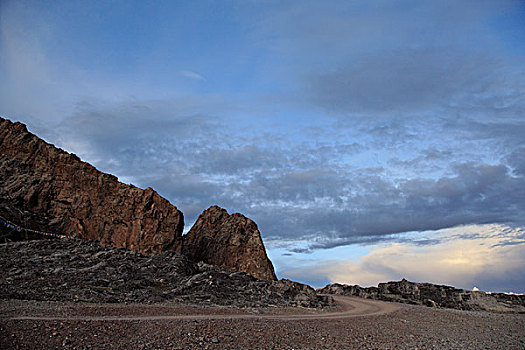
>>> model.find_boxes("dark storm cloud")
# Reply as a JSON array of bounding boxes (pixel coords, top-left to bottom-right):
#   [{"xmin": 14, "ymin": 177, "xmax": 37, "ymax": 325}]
[{"xmin": 251, "ymin": 162, "xmax": 524, "ymax": 250}]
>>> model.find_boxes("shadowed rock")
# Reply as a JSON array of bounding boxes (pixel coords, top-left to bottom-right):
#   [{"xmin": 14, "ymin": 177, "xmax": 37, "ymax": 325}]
[
  {"xmin": 0, "ymin": 239, "xmax": 329, "ymax": 307},
  {"xmin": 181, "ymin": 206, "xmax": 277, "ymax": 281},
  {"xmin": 0, "ymin": 117, "xmax": 184, "ymax": 255}
]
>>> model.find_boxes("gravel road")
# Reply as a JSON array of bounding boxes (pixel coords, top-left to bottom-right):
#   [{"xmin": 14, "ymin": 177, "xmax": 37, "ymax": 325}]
[
  {"xmin": 1, "ymin": 296, "xmax": 398, "ymax": 321},
  {"xmin": 1, "ymin": 296, "xmax": 523, "ymax": 349}
]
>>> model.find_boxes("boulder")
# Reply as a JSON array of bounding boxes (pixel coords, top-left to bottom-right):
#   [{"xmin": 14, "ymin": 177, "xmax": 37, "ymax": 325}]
[{"xmin": 181, "ymin": 205, "xmax": 277, "ymax": 281}]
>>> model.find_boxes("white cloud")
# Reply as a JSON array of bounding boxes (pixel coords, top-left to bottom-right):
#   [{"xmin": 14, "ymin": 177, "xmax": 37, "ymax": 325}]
[
  {"xmin": 181, "ymin": 70, "xmax": 205, "ymax": 81},
  {"xmin": 280, "ymin": 224, "xmax": 525, "ymax": 293}
]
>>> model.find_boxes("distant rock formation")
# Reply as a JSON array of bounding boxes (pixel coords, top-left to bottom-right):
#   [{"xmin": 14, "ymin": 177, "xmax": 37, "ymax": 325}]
[
  {"xmin": 180, "ymin": 206, "xmax": 277, "ymax": 281},
  {"xmin": 0, "ymin": 117, "xmax": 184, "ymax": 255},
  {"xmin": 318, "ymin": 279, "xmax": 525, "ymax": 313}
]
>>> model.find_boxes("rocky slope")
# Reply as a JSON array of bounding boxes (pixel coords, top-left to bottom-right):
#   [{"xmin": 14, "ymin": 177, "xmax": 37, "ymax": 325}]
[
  {"xmin": 0, "ymin": 117, "xmax": 276, "ymax": 281},
  {"xmin": 318, "ymin": 279, "xmax": 525, "ymax": 313},
  {"xmin": 0, "ymin": 239, "xmax": 331, "ymax": 308},
  {"xmin": 180, "ymin": 206, "xmax": 277, "ymax": 281},
  {"xmin": 0, "ymin": 117, "xmax": 184, "ymax": 255}
]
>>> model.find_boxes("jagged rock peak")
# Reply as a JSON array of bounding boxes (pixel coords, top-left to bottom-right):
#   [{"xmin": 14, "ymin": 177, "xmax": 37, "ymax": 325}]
[
  {"xmin": 181, "ymin": 205, "xmax": 277, "ymax": 281},
  {"xmin": 0, "ymin": 117, "xmax": 184, "ymax": 255}
]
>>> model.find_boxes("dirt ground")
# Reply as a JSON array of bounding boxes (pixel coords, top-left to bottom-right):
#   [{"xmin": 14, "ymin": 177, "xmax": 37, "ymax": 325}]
[{"xmin": 1, "ymin": 296, "xmax": 524, "ymax": 349}]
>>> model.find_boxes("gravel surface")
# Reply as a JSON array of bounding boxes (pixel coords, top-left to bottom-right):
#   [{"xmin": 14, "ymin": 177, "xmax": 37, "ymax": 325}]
[
  {"xmin": 1, "ymin": 239, "xmax": 524, "ymax": 349},
  {"xmin": 1, "ymin": 298, "xmax": 524, "ymax": 349}
]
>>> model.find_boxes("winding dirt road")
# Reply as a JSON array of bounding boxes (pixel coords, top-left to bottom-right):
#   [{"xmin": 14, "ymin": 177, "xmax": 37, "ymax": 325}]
[
  {"xmin": 3, "ymin": 296, "xmax": 400, "ymax": 322},
  {"xmin": 2, "ymin": 297, "xmax": 524, "ymax": 349}
]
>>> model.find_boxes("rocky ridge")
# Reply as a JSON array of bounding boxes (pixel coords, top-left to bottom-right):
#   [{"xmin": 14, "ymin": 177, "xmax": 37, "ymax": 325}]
[
  {"xmin": 318, "ymin": 279, "xmax": 525, "ymax": 313},
  {"xmin": 0, "ymin": 118, "xmax": 184, "ymax": 256},
  {"xmin": 0, "ymin": 117, "xmax": 275, "ymax": 281},
  {"xmin": 180, "ymin": 206, "xmax": 277, "ymax": 281},
  {"xmin": 0, "ymin": 238, "xmax": 331, "ymax": 308}
]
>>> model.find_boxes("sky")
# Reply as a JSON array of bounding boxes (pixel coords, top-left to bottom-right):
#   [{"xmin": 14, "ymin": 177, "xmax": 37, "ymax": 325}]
[{"xmin": 1, "ymin": 0, "xmax": 524, "ymax": 293}]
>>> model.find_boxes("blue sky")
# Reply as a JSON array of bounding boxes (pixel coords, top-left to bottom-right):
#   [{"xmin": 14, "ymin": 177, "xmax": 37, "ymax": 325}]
[{"xmin": 1, "ymin": 0, "xmax": 524, "ymax": 292}]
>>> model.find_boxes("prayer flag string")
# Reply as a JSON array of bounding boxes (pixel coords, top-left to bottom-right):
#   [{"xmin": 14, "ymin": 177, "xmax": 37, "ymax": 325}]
[{"xmin": 0, "ymin": 215, "xmax": 68, "ymax": 239}]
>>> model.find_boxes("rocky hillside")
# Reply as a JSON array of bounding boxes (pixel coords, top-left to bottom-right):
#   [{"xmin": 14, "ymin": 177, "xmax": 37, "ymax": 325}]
[
  {"xmin": 0, "ymin": 117, "xmax": 276, "ymax": 281},
  {"xmin": 0, "ymin": 239, "xmax": 331, "ymax": 308},
  {"xmin": 180, "ymin": 206, "xmax": 276, "ymax": 281},
  {"xmin": 0, "ymin": 118, "xmax": 184, "ymax": 255},
  {"xmin": 318, "ymin": 279, "xmax": 525, "ymax": 313}
]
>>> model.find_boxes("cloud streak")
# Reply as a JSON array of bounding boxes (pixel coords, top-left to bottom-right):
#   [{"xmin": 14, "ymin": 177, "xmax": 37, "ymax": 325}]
[{"xmin": 181, "ymin": 70, "xmax": 205, "ymax": 81}]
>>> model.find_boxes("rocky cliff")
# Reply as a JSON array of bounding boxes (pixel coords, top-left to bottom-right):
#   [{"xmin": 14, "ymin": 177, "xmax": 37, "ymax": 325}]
[
  {"xmin": 0, "ymin": 117, "xmax": 184, "ymax": 255},
  {"xmin": 181, "ymin": 206, "xmax": 277, "ymax": 281},
  {"xmin": 318, "ymin": 279, "xmax": 525, "ymax": 313}
]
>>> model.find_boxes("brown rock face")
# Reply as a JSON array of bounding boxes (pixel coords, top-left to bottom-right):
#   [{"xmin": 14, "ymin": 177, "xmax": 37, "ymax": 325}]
[
  {"xmin": 181, "ymin": 206, "xmax": 277, "ymax": 281},
  {"xmin": 0, "ymin": 117, "xmax": 278, "ymax": 281},
  {"xmin": 0, "ymin": 117, "xmax": 184, "ymax": 255}
]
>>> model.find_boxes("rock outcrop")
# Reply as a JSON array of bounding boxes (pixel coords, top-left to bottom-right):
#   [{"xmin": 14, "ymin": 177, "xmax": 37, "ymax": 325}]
[
  {"xmin": 0, "ymin": 117, "xmax": 184, "ymax": 255},
  {"xmin": 318, "ymin": 279, "xmax": 525, "ymax": 313},
  {"xmin": 181, "ymin": 206, "xmax": 277, "ymax": 281},
  {"xmin": 0, "ymin": 117, "xmax": 278, "ymax": 282},
  {"xmin": 0, "ymin": 239, "xmax": 331, "ymax": 308}
]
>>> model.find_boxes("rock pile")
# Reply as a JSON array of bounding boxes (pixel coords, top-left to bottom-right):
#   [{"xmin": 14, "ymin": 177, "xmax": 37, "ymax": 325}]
[
  {"xmin": 318, "ymin": 279, "xmax": 525, "ymax": 313},
  {"xmin": 0, "ymin": 239, "xmax": 332, "ymax": 308}
]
